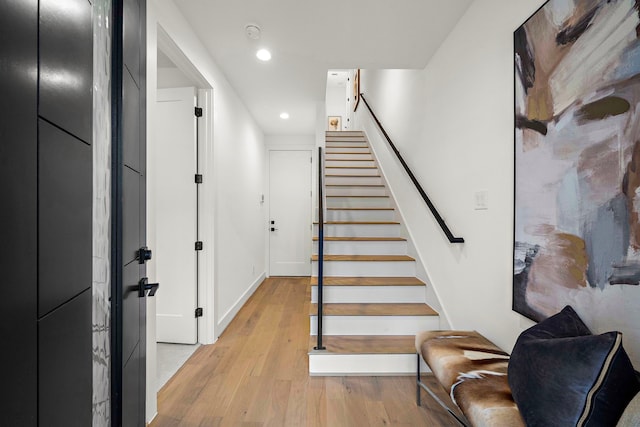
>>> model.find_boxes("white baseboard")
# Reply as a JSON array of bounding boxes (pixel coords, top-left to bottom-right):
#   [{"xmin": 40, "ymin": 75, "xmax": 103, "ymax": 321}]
[
  {"xmin": 146, "ymin": 411, "xmax": 158, "ymax": 426},
  {"xmin": 216, "ymin": 272, "xmax": 266, "ymax": 336}
]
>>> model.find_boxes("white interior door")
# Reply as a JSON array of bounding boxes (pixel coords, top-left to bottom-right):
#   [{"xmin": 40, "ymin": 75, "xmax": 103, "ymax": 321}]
[
  {"xmin": 155, "ymin": 87, "xmax": 198, "ymax": 344},
  {"xmin": 269, "ymin": 150, "xmax": 312, "ymax": 276}
]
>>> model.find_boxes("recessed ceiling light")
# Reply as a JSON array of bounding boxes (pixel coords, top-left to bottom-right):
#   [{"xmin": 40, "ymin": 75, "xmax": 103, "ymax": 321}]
[
  {"xmin": 256, "ymin": 49, "xmax": 271, "ymax": 61},
  {"xmin": 280, "ymin": 112, "xmax": 290, "ymax": 119}
]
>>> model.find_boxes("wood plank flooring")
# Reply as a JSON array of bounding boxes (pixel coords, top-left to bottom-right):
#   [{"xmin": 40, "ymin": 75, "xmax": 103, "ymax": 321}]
[{"xmin": 150, "ymin": 277, "xmax": 456, "ymax": 427}]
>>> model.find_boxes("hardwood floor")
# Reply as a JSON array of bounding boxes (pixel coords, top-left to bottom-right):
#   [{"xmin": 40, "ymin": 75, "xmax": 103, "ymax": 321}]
[{"xmin": 150, "ymin": 277, "xmax": 457, "ymax": 427}]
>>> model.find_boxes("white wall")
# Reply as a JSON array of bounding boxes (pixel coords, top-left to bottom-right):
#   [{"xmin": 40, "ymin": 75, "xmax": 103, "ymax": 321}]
[
  {"xmin": 147, "ymin": 0, "xmax": 267, "ymax": 422},
  {"xmin": 326, "ymin": 84, "xmax": 347, "ymax": 131},
  {"xmin": 157, "ymin": 66, "xmax": 196, "ymax": 88},
  {"xmin": 355, "ymin": 0, "xmax": 545, "ymax": 353}
]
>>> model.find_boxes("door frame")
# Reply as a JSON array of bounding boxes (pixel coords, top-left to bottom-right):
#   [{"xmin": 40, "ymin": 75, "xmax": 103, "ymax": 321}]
[{"xmin": 265, "ymin": 145, "xmax": 315, "ymax": 277}]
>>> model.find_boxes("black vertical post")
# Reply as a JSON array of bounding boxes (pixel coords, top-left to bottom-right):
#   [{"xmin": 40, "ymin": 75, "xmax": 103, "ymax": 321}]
[{"xmin": 315, "ymin": 147, "xmax": 326, "ymax": 350}]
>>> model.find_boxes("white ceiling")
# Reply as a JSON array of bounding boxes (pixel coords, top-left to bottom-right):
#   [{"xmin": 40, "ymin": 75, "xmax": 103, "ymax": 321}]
[{"xmin": 172, "ymin": 0, "xmax": 474, "ymax": 135}]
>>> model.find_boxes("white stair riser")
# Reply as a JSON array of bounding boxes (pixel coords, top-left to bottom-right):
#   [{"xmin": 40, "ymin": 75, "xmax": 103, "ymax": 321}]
[
  {"xmin": 325, "ymin": 153, "xmax": 372, "ymax": 161},
  {"xmin": 325, "ymin": 147, "xmax": 370, "ymax": 154},
  {"xmin": 325, "ymin": 176, "xmax": 382, "ymax": 185},
  {"xmin": 325, "ymin": 197, "xmax": 391, "ymax": 208},
  {"xmin": 308, "ymin": 353, "xmax": 429, "ymax": 376},
  {"xmin": 326, "ymin": 209, "xmax": 395, "ymax": 222},
  {"xmin": 325, "ymin": 187, "xmax": 387, "ymax": 197},
  {"xmin": 314, "ymin": 223, "xmax": 400, "ymax": 237},
  {"xmin": 325, "ymin": 167, "xmax": 378, "ymax": 176},
  {"xmin": 313, "ymin": 240, "xmax": 407, "ymax": 255},
  {"xmin": 325, "ymin": 160, "xmax": 375, "ymax": 168},
  {"xmin": 312, "ymin": 260, "xmax": 416, "ymax": 276},
  {"xmin": 311, "ymin": 285, "xmax": 424, "ymax": 303},
  {"xmin": 310, "ymin": 315, "xmax": 438, "ymax": 335}
]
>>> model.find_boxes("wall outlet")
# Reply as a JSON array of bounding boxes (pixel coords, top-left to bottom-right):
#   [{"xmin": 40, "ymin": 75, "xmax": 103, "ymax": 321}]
[{"xmin": 474, "ymin": 190, "xmax": 489, "ymax": 210}]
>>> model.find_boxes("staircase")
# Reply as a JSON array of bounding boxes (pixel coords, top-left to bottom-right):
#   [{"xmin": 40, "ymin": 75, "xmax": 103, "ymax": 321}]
[{"xmin": 308, "ymin": 131, "xmax": 438, "ymax": 375}]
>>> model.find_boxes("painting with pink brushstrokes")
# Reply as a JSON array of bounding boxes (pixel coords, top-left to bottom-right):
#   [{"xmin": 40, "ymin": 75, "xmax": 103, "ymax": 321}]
[{"xmin": 514, "ymin": 0, "xmax": 640, "ymax": 366}]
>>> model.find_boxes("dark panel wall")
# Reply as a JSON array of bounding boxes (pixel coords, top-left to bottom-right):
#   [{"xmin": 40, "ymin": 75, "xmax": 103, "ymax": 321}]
[
  {"xmin": 39, "ymin": 289, "xmax": 92, "ymax": 426},
  {"xmin": 38, "ymin": 120, "xmax": 92, "ymax": 316},
  {"xmin": 37, "ymin": 0, "xmax": 93, "ymax": 425},
  {"xmin": 39, "ymin": 0, "xmax": 93, "ymax": 144},
  {"xmin": 0, "ymin": 1, "xmax": 38, "ymax": 424},
  {"xmin": 0, "ymin": 0, "xmax": 93, "ymax": 425}
]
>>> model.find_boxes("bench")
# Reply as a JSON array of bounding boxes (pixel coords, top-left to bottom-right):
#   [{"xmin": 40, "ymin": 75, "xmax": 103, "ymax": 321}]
[
  {"xmin": 416, "ymin": 316, "xmax": 640, "ymax": 427},
  {"xmin": 415, "ymin": 330, "xmax": 524, "ymax": 427}
]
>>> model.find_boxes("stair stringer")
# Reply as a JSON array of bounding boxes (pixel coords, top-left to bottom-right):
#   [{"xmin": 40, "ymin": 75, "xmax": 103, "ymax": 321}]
[{"xmin": 360, "ymin": 130, "xmax": 453, "ymax": 331}]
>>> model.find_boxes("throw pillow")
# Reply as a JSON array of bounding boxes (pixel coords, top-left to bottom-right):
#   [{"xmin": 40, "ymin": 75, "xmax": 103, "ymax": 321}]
[{"xmin": 509, "ymin": 306, "xmax": 640, "ymax": 427}]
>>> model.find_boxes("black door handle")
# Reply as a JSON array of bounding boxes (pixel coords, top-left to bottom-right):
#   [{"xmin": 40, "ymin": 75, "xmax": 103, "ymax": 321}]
[
  {"xmin": 138, "ymin": 277, "xmax": 159, "ymax": 298},
  {"xmin": 137, "ymin": 246, "xmax": 152, "ymax": 264}
]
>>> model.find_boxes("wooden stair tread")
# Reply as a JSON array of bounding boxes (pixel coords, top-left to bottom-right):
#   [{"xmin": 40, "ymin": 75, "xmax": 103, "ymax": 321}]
[
  {"xmin": 309, "ymin": 303, "xmax": 437, "ymax": 316},
  {"xmin": 325, "ymin": 195, "xmax": 389, "ymax": 198},
  {"xmin": 326, "ymin": 184, "xmax": 385, "ymax": 187},
  {"xmin": 310, "ymin": 276, "xmax": 425, "ymax": 286},
  {"xmin": 327, "ymin": 207, "xmax": 393, "ymax": 210},
  {"xmin": 315, "ymin": 221, "xmax": 398, "ymax": 226},
  {"xmin": 325, "ymin": 174, "xmax": 381, "ymax": 178},
  {"xmin": 311, "ymin": 255, "xmax": 414, "ymax": 262},
  {"xmin": 325, "ymin": 151, "xmax": 371, "ymax": 154},
  {"xmin": 327, "ymin": 159, "xmax": 374, "ymax": 162},
  {"xmin": 309, "ymin": 335, "xmax": 417, "ymax": 354},
  {"xmin": 312, "ymin": 236, "xmax": 406, "ymax": 241},
  {"xmin": 325, "ymin": 166, "xmax": 378, "ymax": 169}
]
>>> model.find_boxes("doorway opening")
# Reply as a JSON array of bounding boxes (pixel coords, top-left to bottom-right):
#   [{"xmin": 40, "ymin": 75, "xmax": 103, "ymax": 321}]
[{"xmin": 150, "ymin": 26, "xmax": 214, "ymax": 392}]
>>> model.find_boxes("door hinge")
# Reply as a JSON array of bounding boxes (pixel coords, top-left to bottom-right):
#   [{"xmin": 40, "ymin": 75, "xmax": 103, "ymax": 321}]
[
  {"xmin": 195, "ymin": 307, "xmax": 203, "ymax": 318},
  {"xmin": 195, "ymin": 174, "xmax": 203, "ymax": 184},
  {"xmin": 195, "ymin": 241, "xmax": 203, "ymax": 251},
  {"xmin": 195, "ymin": 107, "xmax": 203, "ymax": 117}
]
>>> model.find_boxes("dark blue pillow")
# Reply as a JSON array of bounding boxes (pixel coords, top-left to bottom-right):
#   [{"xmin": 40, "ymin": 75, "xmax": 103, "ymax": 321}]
[{"xmin": 508, "ymin": 306, "xmax": 640, "ymax": 427}]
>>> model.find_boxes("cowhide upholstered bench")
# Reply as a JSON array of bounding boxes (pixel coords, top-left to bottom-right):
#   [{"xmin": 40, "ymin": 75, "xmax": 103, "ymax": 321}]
[
  {"xmin": 415, "ymin": 330, "xmax": 525, "ymax": 427},
  {"xmin": 416, "ymin": 308, "xmax": 640, "ymax": 427}
]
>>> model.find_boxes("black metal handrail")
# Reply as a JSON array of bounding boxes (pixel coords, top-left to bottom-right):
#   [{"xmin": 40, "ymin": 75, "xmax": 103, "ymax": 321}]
[
  {"xmin": 314, "ymin": 146, "xmax": 326, "ymax": 350},
  {"xmin": 359, "ymin": 94, "xmax": 464, "ymax": 244}
]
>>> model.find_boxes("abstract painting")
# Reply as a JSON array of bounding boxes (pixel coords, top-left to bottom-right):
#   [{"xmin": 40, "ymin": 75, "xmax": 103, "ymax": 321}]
[{"xmin": 514, "ymin": 0, "xmax": 640, "ymax": 364}]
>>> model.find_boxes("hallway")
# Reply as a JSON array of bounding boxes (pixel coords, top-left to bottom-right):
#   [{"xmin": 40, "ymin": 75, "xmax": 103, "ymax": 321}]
[{"xmin": 150, "ymin": 277, "xmax": 455, "ymax": 426}]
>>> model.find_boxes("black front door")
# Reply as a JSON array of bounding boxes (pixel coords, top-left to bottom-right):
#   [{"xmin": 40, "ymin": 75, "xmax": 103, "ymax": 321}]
[{"xmin": 112, "ymin": 0, "xmax": 149, "ymax": 425}]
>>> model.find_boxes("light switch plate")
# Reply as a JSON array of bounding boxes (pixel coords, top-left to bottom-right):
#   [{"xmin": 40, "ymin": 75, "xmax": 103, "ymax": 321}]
[{"xmin": 475, "ymin": 190, "xmax": 489, "ymax": 210}]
